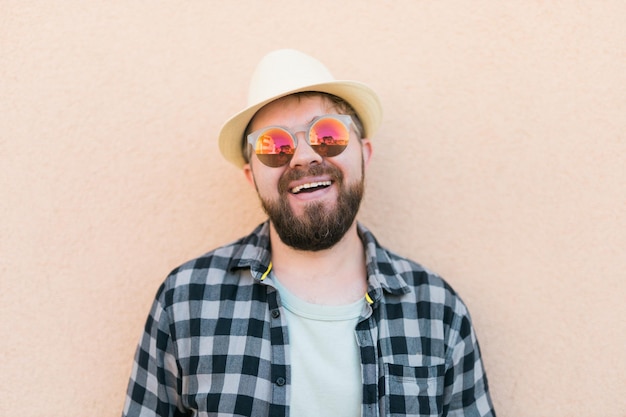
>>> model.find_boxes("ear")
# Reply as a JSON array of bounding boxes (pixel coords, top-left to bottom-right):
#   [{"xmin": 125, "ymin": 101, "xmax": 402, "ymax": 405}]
[
  {"xmin": 361, "ymin": 138, "xmax": 373, "ymax": 169},
  {"xmin": 243, "ymin": 163, "xmax": 256, "ymax": 187}
]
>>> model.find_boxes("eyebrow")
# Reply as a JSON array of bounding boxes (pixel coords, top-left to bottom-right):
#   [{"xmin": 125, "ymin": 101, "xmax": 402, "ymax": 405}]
[{"xmin": 306, "ymin": 115, "xmax": 319, "ymax": 125}]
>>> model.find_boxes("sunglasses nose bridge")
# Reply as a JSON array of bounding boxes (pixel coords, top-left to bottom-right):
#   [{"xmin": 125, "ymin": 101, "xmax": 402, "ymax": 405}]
[
  {"xmin": 291, "ymin": 128, "xmax": 309, "ymax": 146},
  {"xmin": 289, "ymin": 129, "xmax": 322, "ymax": 167}
]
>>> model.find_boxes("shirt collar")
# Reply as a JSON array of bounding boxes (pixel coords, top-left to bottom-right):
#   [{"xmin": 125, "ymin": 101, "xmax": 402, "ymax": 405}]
[
  {"xmin": 228, "ymin": 222, "xmax": 273, "ymax": 279},
  {"xmin": 229, "ymin": 221, "xmax": 411, "ymax": 298},
  {"xmin": 357, "ymin": 223, "xmax": 412, "ymax": 301}
]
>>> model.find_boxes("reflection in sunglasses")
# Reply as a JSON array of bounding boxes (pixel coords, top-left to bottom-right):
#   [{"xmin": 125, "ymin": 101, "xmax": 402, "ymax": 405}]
[{"xmin": 248, "ymin": 114, "xmax": 353, "ymax": 167}]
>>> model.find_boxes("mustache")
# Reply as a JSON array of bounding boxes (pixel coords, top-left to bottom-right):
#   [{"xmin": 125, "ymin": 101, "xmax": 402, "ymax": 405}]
[{"xmin": 277, "ymin": 164, "xmax": 343, "ymax": 194}]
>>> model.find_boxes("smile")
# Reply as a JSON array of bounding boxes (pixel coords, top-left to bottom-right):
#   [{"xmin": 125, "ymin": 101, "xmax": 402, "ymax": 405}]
[{"xmin": 290, "ymin": 180, "xmax": 332, "ymax": 194}]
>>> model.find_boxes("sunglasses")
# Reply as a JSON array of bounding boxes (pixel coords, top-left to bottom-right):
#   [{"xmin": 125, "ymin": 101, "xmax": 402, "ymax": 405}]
[{"xmin": 247, "ymin": 114, "xmax": 354, "ymax": 167}]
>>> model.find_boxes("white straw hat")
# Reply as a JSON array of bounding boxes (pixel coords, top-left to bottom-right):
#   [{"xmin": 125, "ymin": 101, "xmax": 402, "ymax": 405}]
[{"xmin": 218, "ymin": 49, "xmax": 383, "ymax": 168}]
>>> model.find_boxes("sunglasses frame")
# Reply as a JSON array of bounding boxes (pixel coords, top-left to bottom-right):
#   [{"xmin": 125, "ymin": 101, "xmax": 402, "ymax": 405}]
[{"xmin": 246, "ymin": 114, "xmax": 354, "ymax": 167}]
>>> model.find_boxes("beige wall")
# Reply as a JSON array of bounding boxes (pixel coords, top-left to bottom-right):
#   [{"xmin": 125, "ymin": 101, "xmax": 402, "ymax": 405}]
[{"xmin": 2, "ymin": 1, "xmax": 625, "ymax": 415}]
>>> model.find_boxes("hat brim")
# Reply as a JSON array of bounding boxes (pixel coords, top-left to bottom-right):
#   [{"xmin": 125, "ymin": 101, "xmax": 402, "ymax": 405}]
[{"xmin": 218, "ymin": 80, "xmax": 382, "ymax": 168}]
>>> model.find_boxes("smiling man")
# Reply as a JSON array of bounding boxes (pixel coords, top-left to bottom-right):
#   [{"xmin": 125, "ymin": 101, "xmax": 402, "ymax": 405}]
[{"xmin": 122, "ymin": 49, "xmax": 496, "ymax": 417}]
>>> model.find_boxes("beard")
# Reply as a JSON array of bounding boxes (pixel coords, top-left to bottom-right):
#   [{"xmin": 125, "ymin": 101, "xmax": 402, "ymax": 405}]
[{"xmin": 258, "ymin": 163, "xmax": 364, "ymax": 252}]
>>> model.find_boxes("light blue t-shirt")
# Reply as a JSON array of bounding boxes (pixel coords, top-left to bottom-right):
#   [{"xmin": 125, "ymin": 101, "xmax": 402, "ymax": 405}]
[{"xmin": 271, "ymin": 275, "xmax": 365, "ymax": 417}]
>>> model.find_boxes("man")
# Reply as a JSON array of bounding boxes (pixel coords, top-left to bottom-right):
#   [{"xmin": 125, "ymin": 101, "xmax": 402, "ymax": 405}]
[{"xmin": 123, "ymin": 49, "xmax": 496, "ymax": 417}]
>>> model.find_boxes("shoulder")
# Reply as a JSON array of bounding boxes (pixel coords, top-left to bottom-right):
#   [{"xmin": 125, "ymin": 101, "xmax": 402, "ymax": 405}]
[
  {"xmin": 154, "ymin": 222, "xmax": 271, "ymax": 306},
  {"xmin": 386, "ymin": 248, "xmax": 464, "ymax": 305},
  {"xmin": 359, "ymin": 224, "xmax": 469, "ymax": 317},
  {"xmin": 386, "ymin": 248, "xmax": 456, "ymax": 295},
  {"xmin": 359, "ymin": 224, "xmax": 453, "ymax": 291}
]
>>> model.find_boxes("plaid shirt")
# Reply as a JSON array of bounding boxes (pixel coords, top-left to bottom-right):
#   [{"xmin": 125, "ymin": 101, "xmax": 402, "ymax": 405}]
[{"xmin": 123, "ymin": 222, "xmax": 495, "ymax": 417}]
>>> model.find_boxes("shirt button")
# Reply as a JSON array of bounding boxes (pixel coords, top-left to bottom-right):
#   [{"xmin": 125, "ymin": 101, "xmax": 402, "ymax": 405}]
[
  {"xmin": 271, "ymin": 310, "xmax": 280, "ymax": 319},
  {"xmin": 276, "ymin": 377, "xmax": 286, "ymax": 386}
]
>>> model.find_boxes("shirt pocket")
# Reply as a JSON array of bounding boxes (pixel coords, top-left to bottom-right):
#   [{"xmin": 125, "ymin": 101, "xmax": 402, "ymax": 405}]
[{"xmin": 382, "ymin": 363, "xmax": 445, "ymax": 417}]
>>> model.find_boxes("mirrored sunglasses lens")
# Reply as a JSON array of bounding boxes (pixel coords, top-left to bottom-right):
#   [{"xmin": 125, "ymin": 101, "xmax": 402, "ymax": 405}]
[
  {"xmin": 255, "ymin": 128, "xmax": 295, "ymax": 167},
  {"xmin": 309, "ymin": 117, "xmax": 349, "ymax": 157}
]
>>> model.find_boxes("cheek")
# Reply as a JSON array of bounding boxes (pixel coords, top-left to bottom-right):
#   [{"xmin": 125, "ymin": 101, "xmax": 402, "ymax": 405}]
[
  {"xmin": 250, "ymin": 163, "xmax": 283, "ymax": 194},
  {"xmin": 337, "ymin": 145, "xmax": 366, "ymax": 178}
]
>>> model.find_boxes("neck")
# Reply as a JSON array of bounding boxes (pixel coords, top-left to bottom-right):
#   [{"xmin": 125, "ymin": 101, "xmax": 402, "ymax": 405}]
[{"xmin": 268, "ymin": 221, "xmax": 368, "ymax": 305}]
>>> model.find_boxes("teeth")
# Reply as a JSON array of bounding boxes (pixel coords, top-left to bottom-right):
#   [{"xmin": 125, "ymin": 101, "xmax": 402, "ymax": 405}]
[{"xmin": 291, "ymin": 181, "xmax": 332, "ymax": 194}]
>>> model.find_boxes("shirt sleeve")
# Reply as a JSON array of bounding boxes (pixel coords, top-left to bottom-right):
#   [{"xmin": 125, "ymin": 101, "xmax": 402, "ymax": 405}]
[
  {"xmin": 443, "ymin": 304, "xmax": 496, "ymax": 417},
  {"xmin": 122, "ymin": 286, "xmax": 182, "ymax": 417}
]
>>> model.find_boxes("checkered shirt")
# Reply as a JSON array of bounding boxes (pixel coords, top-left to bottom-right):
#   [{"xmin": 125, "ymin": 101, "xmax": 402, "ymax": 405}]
[{"xmin": 122, "ymin": 221, "xmax": 495, "ymax": 416}]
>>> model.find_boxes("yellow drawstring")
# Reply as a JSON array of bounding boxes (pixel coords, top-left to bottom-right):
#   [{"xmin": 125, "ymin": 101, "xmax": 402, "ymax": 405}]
[{"xmin": 260, "ymin": 261, "xmax": 273, "ymax": 281}]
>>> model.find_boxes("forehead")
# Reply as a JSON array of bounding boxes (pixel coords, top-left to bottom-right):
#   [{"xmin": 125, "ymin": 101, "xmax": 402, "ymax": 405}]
[{"xmin": 250, "ymin": 94, "xmax": 338, "ymax": 130}]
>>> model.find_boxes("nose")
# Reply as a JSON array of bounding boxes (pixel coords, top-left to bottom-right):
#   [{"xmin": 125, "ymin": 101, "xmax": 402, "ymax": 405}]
[{"xmin": 288, "ymin": 132, "xmax": 322, "ymax": 168}]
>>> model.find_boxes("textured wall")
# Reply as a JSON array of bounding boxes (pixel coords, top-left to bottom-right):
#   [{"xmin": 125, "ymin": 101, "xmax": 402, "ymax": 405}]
[{"xmin": 2, "ymin": 1, "xmax": 625, "ymax": 416}]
